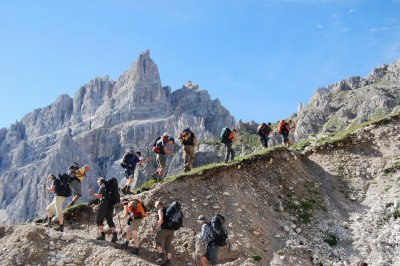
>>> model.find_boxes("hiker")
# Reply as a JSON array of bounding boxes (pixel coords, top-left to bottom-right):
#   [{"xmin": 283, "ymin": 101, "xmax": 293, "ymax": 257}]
[
  {"xmin": 120, "ymin": 148, "xmax": 150, "ymax": 194},
  {"xmin": 257, "ymin": 122, "xmax": 272, "ymax": 148},
  {"xmin": 193, "ymin": 215, "xmax": 219, "ymax": 266},
  {"xmin": 154, "ymin": 201, "xmax": 183, "ymax": 266},
  {"xmin": 178, "ymin": 128, "xmax": 199, "ymax": 172},
  {"xmin": 152, "ymin": 133, "xmax": 175, "ymax": 182},
  {"xmin": 220, "ymin": 128, "xmax": 236, "ymax": 163},
  {"xmin": 278, "ymin": 119, "xmax": 295, "ymax": 147},
  {"xmin": 68, "ymin": 163, "xmax": 91, "ymax": 207},
  {"xmin": 44, "ymin": 174, "xmax": 71, "ymax": 232},
  {"xmin": 122, "ymin": 198, "xmax": 148, "ymax": 255},
  {"xmin": 88, "ymin": 177, "xmax": 118, "ymax": 242}
]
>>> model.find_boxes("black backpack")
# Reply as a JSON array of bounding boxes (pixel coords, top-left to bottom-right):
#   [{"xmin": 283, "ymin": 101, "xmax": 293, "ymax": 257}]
[
  {"xmin": 104, "ymin": 178, "xmax": 120, "ymax": 205},
  {"xmin": 208, "ymin": 214, "xmax": 228, "ymax": 246},
  {"xmin": 120, "ymin": 153, "xmax": 134, "ymax": 168},
  {"xmin": 54, "ymin": 174, "xmax": 72, "ymax": 197},
  {"xmin": 163, "ymin": 202, "xmax": 183, "ymax": 230},
  {"xmin": 220, "ymin": 127, "xmax": 232, "ymax": 143}
]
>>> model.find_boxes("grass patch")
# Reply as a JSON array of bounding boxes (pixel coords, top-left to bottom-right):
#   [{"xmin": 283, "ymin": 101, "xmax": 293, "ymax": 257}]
[
  {"xmin": 293, "ymin": 139, "xmax": 312, "ymax": 151},
  {"xmin": 133, "ymin": 179, "xmax": 157, "ymax": 194},
  {"xmin": 393, "ymin": 209, "xmax": 400, "ymax": 219},
  {"xmin": 286, "ymin": 199, "xmax": 315, "ymax": 224},
  {"xmin": 251, "ymin": 255, "xmax": 262, "ymax": 262},
  {"xmin": 384, "ymin": 162, "xmax": 400, "ymax": 174},
  {"xmin": 324, "ymin": 233, "xmax": 338, "ymax": 247}
]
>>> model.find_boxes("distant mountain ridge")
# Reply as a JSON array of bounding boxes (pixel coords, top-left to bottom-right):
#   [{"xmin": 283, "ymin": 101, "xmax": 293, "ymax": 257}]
[
  {"xmin": 295, "ymin": 59, "xmax": 400, "ymax": 140},
  {"xmin": 0, "ymin": 50, "xmax": 235, "ymax": 224}
]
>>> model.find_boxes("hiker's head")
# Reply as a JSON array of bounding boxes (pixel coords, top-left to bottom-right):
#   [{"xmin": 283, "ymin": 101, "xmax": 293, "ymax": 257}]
[
  {"xmin": 97, "ymin": 177, "xmax": 106, "ymax": 186},
  {"xmin": 47, "ymin": 174, "xmax": 56, "ymax": 180},
  {"xmin": 232, "ymin": 129, "xmax": 237, "ymax": 133},
  {"xmin": 197, "ymin": 215, "xmax": 207, "ymax": 224},
  {"xmin": 83, "ymin": 165, "xmax": 91, "ymax": 171},
  {"xmin": 168, "ymin": 137, "xmax": 175, "ymax": 144},
  {"xmin": 268, "ymin": 122, "xmax": 272, "ymax": 126},
  {"xmin": 162, "ymin": 132, "xmax": 169, "ymax": 141},
  {"xmin": 155, "ymin": 201, "xmax": 164, "ymax": 210},
  {"xmin": 135, "ymin": 151, "xmax": 142, "ymax": 157},
  {"xmin": 127, "ymin": 147, "xmax": 134, "ymax": 154}
]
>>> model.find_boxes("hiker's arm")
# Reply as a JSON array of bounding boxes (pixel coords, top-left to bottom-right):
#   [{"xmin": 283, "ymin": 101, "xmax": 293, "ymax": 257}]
[
  {"xmin": 139, "ymin": 158, "xmax": 150, "ymax": 166},
  {"xmin": 154, "ymin": 209, "xmax": 164, "ymax": 230},
  {"xmin": 88, "ymin": 188, "xmax": 103, "ymax": 199},
  {"xmin": 46, "ymin": 183, "xmax": 55, "ymax": 193}
]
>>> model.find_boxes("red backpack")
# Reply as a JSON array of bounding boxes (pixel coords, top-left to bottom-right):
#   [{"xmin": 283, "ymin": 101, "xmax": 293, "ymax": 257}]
[{"xmin": 278, "ymin": 120, "xmax": 286, "ymax": 134}]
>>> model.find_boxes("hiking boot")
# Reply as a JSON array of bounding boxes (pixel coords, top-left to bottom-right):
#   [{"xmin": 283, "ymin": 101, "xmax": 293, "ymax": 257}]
[
  {"xmin": 54, "ymin": 224, "xmax": 64, "ymax": 232},
  {"xmin": 156, "ymin": 253, "xmax": 166, "ymax": 264},
  {"xmin": 96, "ymin": 234, "xmax": 105, "ymax": 241},
  {"xmin": 122, "ymin": 241, "xmax": 129, "ymax": 248},
  {"xmin": 111, "ymin": 233, "xmax": 118, "ymax": 243},
  {"xmin": 157, "ymin": 177, "xmax": 164, "ymax": 183},
  {"xmin": 121, "ymin": 186, "xmax": 127, "ymax": 194},
  {"xmin": 131, "ymin": 247, "xmax": 139, "ymax": 255},
  {"xmin": 43, "ymin": 217, "xmax": 52, "ymax": 227}
]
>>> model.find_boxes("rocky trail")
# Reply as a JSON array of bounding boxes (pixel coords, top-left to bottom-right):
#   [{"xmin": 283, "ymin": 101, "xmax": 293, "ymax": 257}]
[{"xmin": 1, "ymin": 114, "xmax": 400, "ymax": 265}]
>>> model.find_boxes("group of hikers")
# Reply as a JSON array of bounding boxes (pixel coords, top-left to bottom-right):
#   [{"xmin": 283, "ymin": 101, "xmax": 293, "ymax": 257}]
[{"xmin": 42, "ymin": 122, "xmax": 295, "ymax": 265}]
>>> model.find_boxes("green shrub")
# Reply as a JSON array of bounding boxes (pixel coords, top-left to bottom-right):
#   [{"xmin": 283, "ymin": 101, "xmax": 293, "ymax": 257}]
[{"xmin": 324, "ymin": 233, "xmax": 338, "ymax": 246}]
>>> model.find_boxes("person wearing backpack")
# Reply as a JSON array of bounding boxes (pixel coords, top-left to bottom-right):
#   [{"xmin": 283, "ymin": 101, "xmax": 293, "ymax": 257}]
[
  {"xmin": 178, "ymin": 128, "xmax": 199, "ymax": 172},
  {"xmin": 68, "ymin": 163, "xmax": 91, "ymax": 207},
  {"xmin": 44, "ymin": 174, "xmax": 71, "ymax": 232},
  {"xmin": 257, "ymin": 122, "xmax": 272, "ymax": 148},
  {"xmin": 154, "ymin": 201, "xmax": 183, "ymax": 266},
  {"xmin": 121, "ymin": 198, "xmax": 148, "ymax": 255},
  {"xmin": 88, "ymin": 177, "xmax": 118, "ymax": 242},
  {"xmin": 193, "ymin": 215, "xmax": 219, "ymax": 266},
  {"xmin": 278, "ymin": 119, "xmax": 295, "ymax": 147},
  {"xmin": 221, "ymin": 128, "xmax": 236, "ymax": 163},
  {"xmin": 120, "ymin": 149, "xmax": 150, "ymax": 194},
  {"xmin": 152, "ymin": 133, "xmax": 175, "ymax": 182}
]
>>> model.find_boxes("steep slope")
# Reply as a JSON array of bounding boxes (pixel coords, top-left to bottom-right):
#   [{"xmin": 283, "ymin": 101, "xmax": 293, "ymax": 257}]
[
  {"xmin": 1, "ymin": 113, "xmax": 398, "ymax": 266},
  {"xmin": 295, "ymin": 59, "xmax": 400, "ymax": 141},
  {"xmin": 0, "ymin": 50, "xmax": 235, "ymax": 224}
]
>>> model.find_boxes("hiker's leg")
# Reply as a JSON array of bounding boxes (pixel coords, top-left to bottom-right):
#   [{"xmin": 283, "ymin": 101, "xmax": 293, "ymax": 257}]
[
  {"xmin": 69, "ymin": 181, "xmax": 82, "ymax": 206},
  {"xmin": 132, "ymin": 229, "xmax": 139, "ymax": 248},
  {"xmin": 96, "ymin": 204, "xmax": 106, "ymax": 232},
  {"xmin": 155, "ymin": 229, "xmax": 166, "ymax": 253},
  {"xmin": 54, "ymin": 196, "xmax": 65, "ymax": 225},
  {"xmin": 224, "ymin": 143, "xmax": 229, "ymax": 163},
  {"xmin": 231, "ymin": 144, "xmax": 235, "ymax": 161},
  {"xmin": 165, "ymin": 230, "xmax": 174, "ymax": 260},
  {"xmin": 188, "ymin": 145, "xmax": 196, "ymax": 169},
  {"xmin": 158, "ymin": 155, "xmax": 167, "ymax": 177},
  {"xmin": 126, "ymin": 176, "xmax": 134, "ymax": 186},
  {"xmin": 183, "ymin": 145, "xmax": 190, "ymax": 170},
  {"xmin": 105, "ymin": 204, "xmax": 116, "ymax": 229},
  {"xmin": 200, "ymin": 256, "xmax": 208, "ymax": 266}
]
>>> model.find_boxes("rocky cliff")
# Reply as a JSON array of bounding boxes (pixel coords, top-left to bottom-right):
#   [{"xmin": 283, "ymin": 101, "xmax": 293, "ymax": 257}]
[
  {"xmin": 0, "ymin": 50, "xmax": 235, "ymax": 224},
  {"xmin": 1, "ymin": 113, "xmax": 399, "ymax": 265},
  {"xmin": 294, "ymin": 59, "xmax": 400, "ymax": 141}
]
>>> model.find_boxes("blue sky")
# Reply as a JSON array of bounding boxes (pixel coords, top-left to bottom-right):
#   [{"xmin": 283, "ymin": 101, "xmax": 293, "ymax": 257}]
[{"xmin": 1, "ymin": 0, "xmax": 400, "ymax": 129}]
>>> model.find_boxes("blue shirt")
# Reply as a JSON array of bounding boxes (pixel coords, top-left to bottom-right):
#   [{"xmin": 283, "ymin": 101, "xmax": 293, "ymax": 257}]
[{"xmin": 199, "ymin": 223, "xmax": 213, "ymax": 244}]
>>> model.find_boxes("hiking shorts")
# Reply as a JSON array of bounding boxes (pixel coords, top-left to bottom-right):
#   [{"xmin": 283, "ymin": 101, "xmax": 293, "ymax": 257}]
[
  {"xmin": 155, "ymin": 229, "xmax": 174, "ymax": 254},
  {"xmin": 156, "ymin": 154, "xmax": 167, "ymax": 168},
  {"xmin": 46, "ymin": 196, "xmax": 66, "ymax": 217},
  {"xmin": 128, "ymin": 218, "xmax": 142, "ymax": 231},
  {"xmin": 69, "ymin": 179, "xmax": 82, "ymax": 196},
  {"xmin": 96, "ymin": 202, "xmax": 116, "ymax": 228},
  {"xmin": 125, "ymin": 168, "xmax": 135, "ymax": 179},
  {"xmin": 204, "ymin": 245, "xmax": 219, "ymax": 264}
]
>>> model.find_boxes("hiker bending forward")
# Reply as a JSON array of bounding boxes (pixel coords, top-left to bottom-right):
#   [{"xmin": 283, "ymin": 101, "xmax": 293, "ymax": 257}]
[
  {"xmin": 69, "ymin": 163, "xmax": 91, "ymax": 207},
  {"xmin": 196, "ymin": 215, "xmax": 220, "ymax": 266},
  {"xmin": 122, "ymin": 199, "xmax": 148, "ymax": 255},
  {"xmin": 178, "ymin": 128, "xmax": 199, "ymax": 172},
  {"xmin": 154, "ymin": 201, "xmax": 174, "ymax": 266},
  {"xmin": 89, "ymin": 177, "xmax": 118, "ymax": 242}
]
